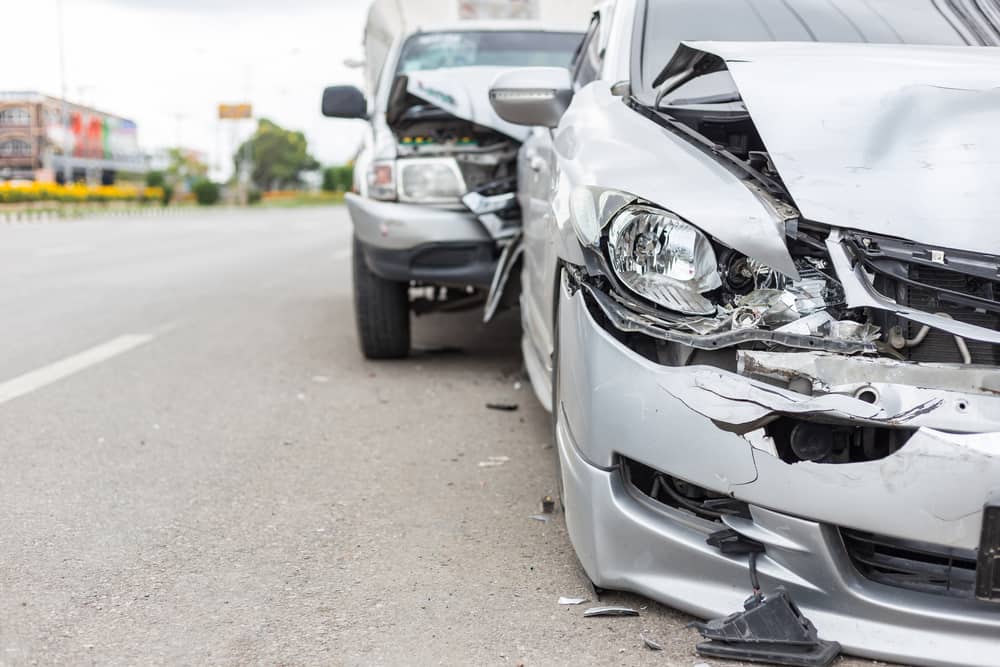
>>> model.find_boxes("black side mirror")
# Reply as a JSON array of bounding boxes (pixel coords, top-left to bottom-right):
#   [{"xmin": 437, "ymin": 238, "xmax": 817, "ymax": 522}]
[{"xmin": 322, "ymin": 86, "xmax": 367, "ymax": 119}]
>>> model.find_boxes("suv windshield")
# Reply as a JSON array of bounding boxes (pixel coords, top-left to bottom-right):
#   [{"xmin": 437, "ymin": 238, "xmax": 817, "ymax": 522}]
[
  {"xmin": 636, "ymin": 0, "xmax": 998, "ymax": 105},
  {"xmin": 397, "ymin": 30, "xmax": 582, "ymax": 73}
]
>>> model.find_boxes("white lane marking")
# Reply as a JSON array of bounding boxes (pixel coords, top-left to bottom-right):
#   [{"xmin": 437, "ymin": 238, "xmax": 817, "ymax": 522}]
[
  {"xmin": 332, "ymin": 248, "xmax": 352, "ymax": 261},
  {"xmin": 0, "ymin": 334, "xmax": 156, "ymax": 406}
]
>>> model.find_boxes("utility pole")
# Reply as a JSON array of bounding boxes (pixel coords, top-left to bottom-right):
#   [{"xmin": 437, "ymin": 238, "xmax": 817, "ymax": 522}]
[{"xmin": 56, "ymin": 0, "xmax": 71, "ymax": 184}]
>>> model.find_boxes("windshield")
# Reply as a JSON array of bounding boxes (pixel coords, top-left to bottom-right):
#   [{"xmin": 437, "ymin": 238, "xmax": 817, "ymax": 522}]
[
  {"xmin": 397, "ymin": 30, "xmax": 582, "ymax": 74},
  {"xmin": 636, "ymin": 0, "xmax": 993, "ymax": 105}
]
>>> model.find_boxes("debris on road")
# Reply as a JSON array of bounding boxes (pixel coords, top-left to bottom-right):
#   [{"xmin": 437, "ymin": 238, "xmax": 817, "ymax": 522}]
[
  {"xmin": 583, "ymin": 606, "xmax": 639, "ymax": 618},
  {"xmin": 478, "ymin": 456, "xmax": 510, "ymax": 468},
  {"xmin": 528, "ymin": 514, "xmax": 550, "ymax": 523},
  {"xmin": 486, "ymin": 402, "xmax": 519, "ymax": 411},
  {"xmin": 558, "ymin": 596, "xmax": 587, "ymax": 605},
  {"xmin": 641, "ymin": 634, "xmax": 663, "ymax": 651},
  {"xmin": 690, "ymin": 588, "xmax": 840, "ymax": 666},
  {"xmin": 541, "ymin": 495, "xmax": 555, "ymax": 513}
]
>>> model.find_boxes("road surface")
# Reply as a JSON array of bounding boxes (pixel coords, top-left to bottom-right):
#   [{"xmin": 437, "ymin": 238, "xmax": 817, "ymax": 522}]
[{"xmin": 0, "ymin": 207, "xmax": 868, "ymax": 666}]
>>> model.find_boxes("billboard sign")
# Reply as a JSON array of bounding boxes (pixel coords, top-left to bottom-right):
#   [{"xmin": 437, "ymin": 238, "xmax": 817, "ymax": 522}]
[{"xmin": 218, "ymin": 103, "xmax": 252, "ymax": 120}]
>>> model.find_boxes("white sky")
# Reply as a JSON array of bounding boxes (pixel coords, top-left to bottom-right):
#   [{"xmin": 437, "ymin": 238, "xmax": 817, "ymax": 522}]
[{"xmin": 6, "ymin": 0, "xmax": 371, "ymax": 178}]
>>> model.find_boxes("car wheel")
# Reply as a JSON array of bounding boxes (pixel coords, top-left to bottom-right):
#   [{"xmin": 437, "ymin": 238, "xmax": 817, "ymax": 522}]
[{"xmin": 352, "ymin": 236, "xmax": 411, "ymax": 359}]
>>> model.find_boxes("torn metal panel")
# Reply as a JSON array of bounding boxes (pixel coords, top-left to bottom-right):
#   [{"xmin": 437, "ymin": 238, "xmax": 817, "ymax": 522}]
[
  {"xmin": 738, "ymin": 350, "xmax": 1000, "ymax": 396},
  {"xmin": 482, "ymin": 236, "xmax": 523, "ymax": 323},
  {"xmin": 744, "ymin": 427, "xmax": 1000, "ymax": 550},
  {"xmin": 738, "ymin": 350, "xmax": 1000, "ymax": 433},
  {"xmin": 580, "ymin": 278, "xmax": 875, "ymax": 355},
  {"xmin": 668, "ymin": 41, "xmax": 1000, "ymax": 255}
]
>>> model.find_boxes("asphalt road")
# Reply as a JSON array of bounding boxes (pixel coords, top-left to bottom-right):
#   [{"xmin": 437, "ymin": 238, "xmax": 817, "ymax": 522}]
[{"xmin": 0, "ymin": 207, "xmax": 871, "ymax": 666}]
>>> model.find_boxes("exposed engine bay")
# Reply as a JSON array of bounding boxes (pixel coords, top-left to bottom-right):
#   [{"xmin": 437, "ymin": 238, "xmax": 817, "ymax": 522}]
[{"xmin": 384, "ymin": 74, "xmax": 524, "ymax": 318}]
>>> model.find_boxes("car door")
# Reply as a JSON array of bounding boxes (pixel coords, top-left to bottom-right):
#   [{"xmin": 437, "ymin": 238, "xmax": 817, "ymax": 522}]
[{"xmin": 520, "ymin": 15, "xmax": 604, "ymax": 401}]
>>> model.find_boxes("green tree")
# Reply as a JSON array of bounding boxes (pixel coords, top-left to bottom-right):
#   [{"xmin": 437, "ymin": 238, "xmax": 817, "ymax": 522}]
[
  {"xmin": 322, "ymin": 164, "xmax": 354, "ymax": 192},
  {"xmin": 235, "ymin": 119, "xmax": 319, "ymax": 191},
  {"xmin": 166, "ymin": 148, "xmax": 208, "ymax": 186}
]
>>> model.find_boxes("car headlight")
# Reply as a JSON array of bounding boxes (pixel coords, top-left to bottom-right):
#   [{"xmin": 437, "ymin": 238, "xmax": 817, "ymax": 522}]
[
  {"xmin": 367, "ymin": 160, "xmax": 396, "ymax": 201},
  {"xmin": 606, "ymin": 205, "xmax": 721, "ymax": 315},
  {"xmin": 397, "ymin": 157, "xmax": 466, "ymax": 204}
]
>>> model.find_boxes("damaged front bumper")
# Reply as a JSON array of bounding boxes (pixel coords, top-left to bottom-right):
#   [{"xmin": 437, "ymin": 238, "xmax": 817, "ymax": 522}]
[
  {"xmin": 557, "ymin": 273, "xmax": 1000, "ymax": 667},
  {"xmin": 346, "ymin": 193, "xmax": 499, "ymax": 288}
]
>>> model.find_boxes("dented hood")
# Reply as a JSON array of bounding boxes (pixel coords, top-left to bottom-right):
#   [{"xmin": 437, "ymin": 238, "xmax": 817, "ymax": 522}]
[
  {"xmin": 404, "ymin": 66, "xmax": 531, "ymax": 142},
  {"xmin": 663, "ymin": 42, "xmax": 1000, "ymax": 254}
]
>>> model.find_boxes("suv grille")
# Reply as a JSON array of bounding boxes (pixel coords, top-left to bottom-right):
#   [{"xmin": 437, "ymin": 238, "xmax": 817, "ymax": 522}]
[{"xmin": 842, "ymin": 529, "xmax": 978, "ymax": 599}]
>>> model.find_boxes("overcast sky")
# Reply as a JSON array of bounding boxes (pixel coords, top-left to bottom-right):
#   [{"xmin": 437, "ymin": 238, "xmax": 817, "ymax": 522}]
[{"xmin": 7, "ymin": 0, "xmax": 370, "ymax": 177}]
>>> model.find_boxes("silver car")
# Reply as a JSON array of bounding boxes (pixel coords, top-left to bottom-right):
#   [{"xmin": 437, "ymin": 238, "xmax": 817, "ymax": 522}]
[{"xmin": 488, "ymin": 1, "xmax": 1000, "ymax": 665}]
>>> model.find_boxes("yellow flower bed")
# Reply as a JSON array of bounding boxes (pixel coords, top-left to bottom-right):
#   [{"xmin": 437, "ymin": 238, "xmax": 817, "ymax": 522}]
[{"xmin": 0, "ymin": 181, "xmax": 165, "ymax": 204}]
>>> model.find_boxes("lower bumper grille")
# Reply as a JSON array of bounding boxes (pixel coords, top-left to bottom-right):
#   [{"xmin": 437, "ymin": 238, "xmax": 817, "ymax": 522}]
[{"xmin": 842, "ymin": 529, "xmax": 978, "ymax": 599}]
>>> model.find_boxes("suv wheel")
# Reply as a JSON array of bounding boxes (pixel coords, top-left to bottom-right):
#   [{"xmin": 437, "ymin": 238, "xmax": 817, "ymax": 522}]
[{"xmin": 352, "ymin": 237, "xmax": 411, "ymax": 359}]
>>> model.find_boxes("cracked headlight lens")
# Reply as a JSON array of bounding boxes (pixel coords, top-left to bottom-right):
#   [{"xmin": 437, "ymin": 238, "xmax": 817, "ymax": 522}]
[
  {"xmin": 607, "ymin": 206, "xmax": 721, "ymax": 315},
  {"xmin": 397, "ymin": 157, "xmax": 466, "ymax": 204}
]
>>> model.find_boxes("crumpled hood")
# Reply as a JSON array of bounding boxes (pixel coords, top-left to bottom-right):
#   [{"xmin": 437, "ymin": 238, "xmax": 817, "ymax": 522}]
[
  {"xmin": 403, "ymin": 66, "xmax": 531, "ymax": 142},
  {"xmin": 662, "ymin": 42, "xmax": 1000, "ymax": 254}
]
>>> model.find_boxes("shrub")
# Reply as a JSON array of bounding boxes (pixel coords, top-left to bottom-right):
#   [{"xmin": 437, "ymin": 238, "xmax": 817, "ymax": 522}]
[
  {"xmin": 192, "ymin": 179, "xmax": 220, "ymax": 206},
  {"xmin": 247, "ymin": 188, "xmax": 262, "ymax": 205},
  {"xmin": 146, "ymin": 171, "xmax": 166, "ymax": 188}
]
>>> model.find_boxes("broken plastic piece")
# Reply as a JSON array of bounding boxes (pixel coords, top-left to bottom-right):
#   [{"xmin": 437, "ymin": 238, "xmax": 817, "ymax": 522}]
[
  {"xmin": 558, "ymin": 596, "xmax": 587, "ymax": 605},
  {"xmin": 541, "ymin": 495, "xmax": 555, "ymax": 514},
  {"xmin": 478, "ymin": 456, "xmax": 509, "ymax": 468},
  {"xmin": 641, "ymin": 634, "xmax": 663, "ymax": 651},
  {"xmin": 691, "ymin": 588, "xmax": 840, "ymax": 667},
  {"xmin": 583, "ymin": 606, "xmax": 639, "ymax": 617},
  {"xmin": 486, "ymin": 402, "xmax": 519, "ymax": 411},
  {"xmin": 528, "ymin": 514, "xmax": 550, "ymax": 523},
  {"xmin": 707, "ymin": 528, "xmax": 765, "ymax": 555}
]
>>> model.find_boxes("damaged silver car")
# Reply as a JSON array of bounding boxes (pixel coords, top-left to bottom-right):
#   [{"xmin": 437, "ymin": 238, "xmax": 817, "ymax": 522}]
[
  {"xmin": 488, "ymin": 0, "xmax": 1000, "ymax": 664},
  {"xmin": 320, "ymin": 0, "xmax": 587, "ymax": 358}
]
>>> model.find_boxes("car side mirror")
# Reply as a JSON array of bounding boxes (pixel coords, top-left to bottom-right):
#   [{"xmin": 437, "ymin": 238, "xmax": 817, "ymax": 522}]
[
  {"xmin": 322, "ymin": 85, "xmax": 367, "ymax": 119},
  {"xmin": 489, "ymin": 67, "xmax": 572, "ymax": 128}
]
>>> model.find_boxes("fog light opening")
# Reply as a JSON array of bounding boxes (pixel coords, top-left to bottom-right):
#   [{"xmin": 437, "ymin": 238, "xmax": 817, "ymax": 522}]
[{"xmin": 789, "ymin": 422, "xmax": 834, "ymax": 462}]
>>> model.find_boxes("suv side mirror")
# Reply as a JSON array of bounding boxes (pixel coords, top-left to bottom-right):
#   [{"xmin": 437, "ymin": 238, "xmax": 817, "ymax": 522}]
[
  {"xmin": 322, "ymin": 85, "xmax": 367, "ymax": 119},
  {"xmin": 489, "ymin": 67, "xmax": 572, "ymax": 128}
]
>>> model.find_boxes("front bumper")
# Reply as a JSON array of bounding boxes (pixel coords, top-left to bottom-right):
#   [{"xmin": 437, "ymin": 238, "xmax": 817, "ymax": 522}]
[
  {"xmin": 345, "ymin": 193, "xmax": 492, "ymax": 251},
  {"xmin": 557, "ymin": 279, "xmax": 1000, "ymax": 667},
  {"xmin": 346, "ymin": 193, "xmax": 498, "ymax": 288}
]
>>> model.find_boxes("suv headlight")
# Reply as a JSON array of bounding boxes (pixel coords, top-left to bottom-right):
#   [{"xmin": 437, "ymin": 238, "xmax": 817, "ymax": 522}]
[
  {"xmin": 607, "ymin": 205, "xmax": 721, "ymax": 315},
  {"xmin": 397, "ymin": 157, "xmax": 466, "ymax": 204},
  {"xmin": 367, "ymin": 160, "xmax": 396, "ymax": 201}
]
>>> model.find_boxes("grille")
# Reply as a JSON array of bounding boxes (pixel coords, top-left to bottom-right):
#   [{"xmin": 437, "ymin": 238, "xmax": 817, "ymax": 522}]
[
  {"xmin": 842, "ymin": 529, "xmax": 978, "ymax": 599},
  {"xmin": 846, "ymin": 232, "xmax": 1000, "ymax": 364},
  {"xmin": 905, "ymin": 264, "xmax": 999, "ymax": 364}
]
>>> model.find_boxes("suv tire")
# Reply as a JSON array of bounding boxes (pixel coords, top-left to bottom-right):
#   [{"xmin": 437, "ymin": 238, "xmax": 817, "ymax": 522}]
[{"xmin": 352, "ymin": 237, "xmax": 410, "ymax": 359}]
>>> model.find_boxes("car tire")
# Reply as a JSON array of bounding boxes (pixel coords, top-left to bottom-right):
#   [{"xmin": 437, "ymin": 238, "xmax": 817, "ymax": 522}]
[{"xmin": 352, "ymin": 236, "xmax": 411, "ymax": 359}]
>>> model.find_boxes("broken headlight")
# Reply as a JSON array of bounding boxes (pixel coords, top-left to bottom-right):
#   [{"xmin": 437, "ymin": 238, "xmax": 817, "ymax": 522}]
[
  {"xmin": 607, "ymin": 205, "xmax": 721, "ymax": 315},
  {"xmin": 396, "ymin": 157, "xmax": 466, "ymax": 204}
]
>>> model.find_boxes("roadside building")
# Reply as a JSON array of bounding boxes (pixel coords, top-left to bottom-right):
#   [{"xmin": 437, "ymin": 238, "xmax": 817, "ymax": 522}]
[{"xmin": 0, "ymin": 91, "xmax": 145, "ymax": 184}]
